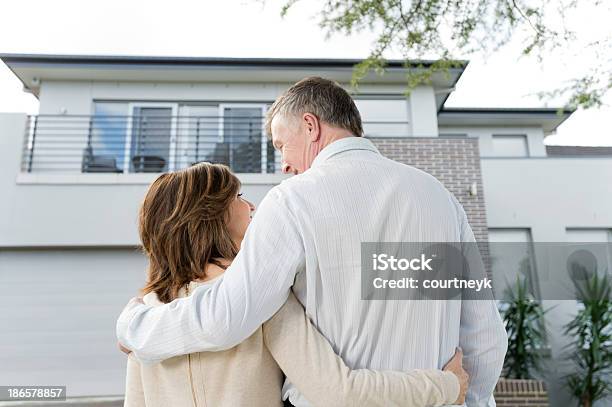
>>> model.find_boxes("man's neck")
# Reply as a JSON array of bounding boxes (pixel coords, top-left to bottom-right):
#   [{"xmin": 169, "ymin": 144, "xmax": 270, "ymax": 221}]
[
  {"xmin": 318, "ymin": 131, "xmax": 354, "ymax": 151},
  {"xmin": 302, "ymin": 126, "xmax": 355, "ymax": 173}
]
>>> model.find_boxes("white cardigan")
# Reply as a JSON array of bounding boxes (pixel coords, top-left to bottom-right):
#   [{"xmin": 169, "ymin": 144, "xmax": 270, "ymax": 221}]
[{"xmin": 124, "ymin": 281, "xmax": 459, "ymax": 407}]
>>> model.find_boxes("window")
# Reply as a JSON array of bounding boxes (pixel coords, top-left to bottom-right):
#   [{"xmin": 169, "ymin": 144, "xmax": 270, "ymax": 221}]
[
  {"xmin": 88, "ymin": 102, "xmax": 129, "ymax": 173},
  {"xmin": 218, "ymin": 104, "xmax": 268, "ymax": 173},
  {"xmin": 91, "ymin": 101, "xmax": 178, "ymax": 173},
  {"xmin": 566, "ymin": 229, "xmax": 612, "ymax": 243},
  {"xmin": 90, "ymin": 101, "xmax": 276, "ymax": 174},
  {"xmin": 566, "ymin": 229, "xmax": 612, "ymax": 276},
  {"xmin": 128, "ymin": 105, "xmax": 175, "ymax": 173},
  {"xmin": 488, "ymin": 228, "xmax": 539, "ymax": 298},
  {"xmin": 176, "ymin": 105, "xmax": 219, "ymax": 170},
  {"xmin": 491, "ymin": 135, "xmax": 529, "ymax": 157}
]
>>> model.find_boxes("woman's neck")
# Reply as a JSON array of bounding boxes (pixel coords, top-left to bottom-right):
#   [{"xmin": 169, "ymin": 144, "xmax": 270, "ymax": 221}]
[{"xmin": 200, "ymin": 258, "xmax": 231, "ymax": 282}]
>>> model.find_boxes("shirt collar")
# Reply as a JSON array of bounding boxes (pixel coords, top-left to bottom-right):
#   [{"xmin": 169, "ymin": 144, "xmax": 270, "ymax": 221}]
[{"xmin": 310, "ymin": 137, "xmax": 380, "ymax": 168}]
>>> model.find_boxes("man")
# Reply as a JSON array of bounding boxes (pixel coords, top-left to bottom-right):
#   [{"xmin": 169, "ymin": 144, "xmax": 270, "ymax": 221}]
[{"xmin": 117, "ymin": 77, "xmax": 507, "ymax": 406}]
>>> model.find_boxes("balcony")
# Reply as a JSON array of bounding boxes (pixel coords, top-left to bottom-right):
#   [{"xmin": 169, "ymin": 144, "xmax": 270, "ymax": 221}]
[
  {"xmin": 21, "ymin": 114, "xmax": 279, "ymax": 174},
  {"xmin": 20, "ymin": 115, "xmax": 412, "ymax": 175}
]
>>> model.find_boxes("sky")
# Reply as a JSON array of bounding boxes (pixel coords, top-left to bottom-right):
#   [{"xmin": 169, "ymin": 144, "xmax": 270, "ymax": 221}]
[{"xmin": 1, "ymin": 0, "xmax": 610, "ymax": 146}]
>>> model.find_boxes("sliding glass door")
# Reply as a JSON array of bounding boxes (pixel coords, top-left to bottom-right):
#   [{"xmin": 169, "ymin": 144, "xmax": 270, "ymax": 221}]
[
  {"xmin": 126, "ymin": 103, "xmax": 177, "ymax": 172},
  {"xmin": 219, "ymin": 105, "xmax": 267, "ymax": 173},
  {"xmin": 91, "ymin": 101, "xmax": 276, "ymax": 173}
]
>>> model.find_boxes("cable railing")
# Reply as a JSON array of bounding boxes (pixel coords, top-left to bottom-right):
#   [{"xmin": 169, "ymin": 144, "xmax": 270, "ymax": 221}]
[{"xmin": 20, "ymin": 115, "xmax": 412, "ymax": 174}]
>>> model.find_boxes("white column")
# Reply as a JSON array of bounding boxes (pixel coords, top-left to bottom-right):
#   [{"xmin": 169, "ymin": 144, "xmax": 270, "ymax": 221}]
[{"xmin": 409, "ymin": 86, "xmax": 439, "ymax": 137}]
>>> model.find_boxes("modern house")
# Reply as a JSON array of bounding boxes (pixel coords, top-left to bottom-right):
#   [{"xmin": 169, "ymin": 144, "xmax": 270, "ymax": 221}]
[{"xmin": 1, "ymin": 54, "xmax": 611, "ymax": 406}]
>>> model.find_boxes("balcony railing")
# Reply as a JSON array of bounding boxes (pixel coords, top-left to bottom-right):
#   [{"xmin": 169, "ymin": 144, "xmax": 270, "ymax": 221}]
[{"xmin": 20, "ymin": 115, "xmax": 411, "ymax": 174}]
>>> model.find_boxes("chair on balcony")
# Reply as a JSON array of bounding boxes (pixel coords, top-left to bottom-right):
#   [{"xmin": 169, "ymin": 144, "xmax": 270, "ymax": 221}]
[
  {"xmin": 196, "ymin": 141, "xmax": 263, "ymax": 173},
  {"xmin": 132, "ymin": 155, "xmax": 167, "ymax": 173},
  {"xmin": 81, "ymin": 146, "xmax": 123, "ymax": 173}
]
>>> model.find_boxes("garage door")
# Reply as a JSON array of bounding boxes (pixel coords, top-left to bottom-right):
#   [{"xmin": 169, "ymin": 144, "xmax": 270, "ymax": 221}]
[{"xmin": 0, "ymin": 248, "xmax": 147, "ymax": 397}]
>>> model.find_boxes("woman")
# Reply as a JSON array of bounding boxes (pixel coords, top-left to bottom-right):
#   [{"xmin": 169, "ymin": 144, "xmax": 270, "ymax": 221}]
[{"xmin": 124, "ymin": 162, "xmax": 467, "ymax": 407}]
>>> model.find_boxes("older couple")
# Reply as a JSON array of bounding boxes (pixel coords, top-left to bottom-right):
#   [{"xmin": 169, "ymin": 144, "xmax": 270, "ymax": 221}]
[{"xmin": 116, "ymin": 77, "xmax": 507, "ymax": 406}]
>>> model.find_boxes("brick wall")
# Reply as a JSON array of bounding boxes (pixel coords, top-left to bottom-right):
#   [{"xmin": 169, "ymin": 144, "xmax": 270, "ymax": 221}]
[
  {"xmin": 370, "ymin": 137, "xmax": 488, "ymax": 243},
  {"xmin": 494, "ymin": 379, "xmax": 549, "ymax": 407}
]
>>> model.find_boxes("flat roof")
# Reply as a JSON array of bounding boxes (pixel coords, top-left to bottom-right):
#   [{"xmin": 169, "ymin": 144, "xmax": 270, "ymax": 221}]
[
  {"xmin": 0, "ymin": 53, "xmax": 467, "ymax": 69},
  {"xmin": 0, "ymin": 54, "xmax": 576, "ymax": 130},
  {"xmin": 546, "ymin": 145, "xmax": 612, "ymax": 156},
  {"xmin": 438, "ymin": 107, "xmax": 575, "ymax": 134},
  {"xmin": 0, "ymin": 53, "xmax": 467, "ymax": 111}
]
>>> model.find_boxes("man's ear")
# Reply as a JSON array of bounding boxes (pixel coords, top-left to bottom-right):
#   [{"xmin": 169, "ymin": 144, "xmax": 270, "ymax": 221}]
[{"xmin": 302, "ymin": 113, "xmax": 321, "ymax": 142}]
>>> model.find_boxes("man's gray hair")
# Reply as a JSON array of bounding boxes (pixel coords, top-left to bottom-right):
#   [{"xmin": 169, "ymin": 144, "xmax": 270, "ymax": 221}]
[{"xmin": 265, "ymin": 77, "xmax": 364, "ymax": 138}]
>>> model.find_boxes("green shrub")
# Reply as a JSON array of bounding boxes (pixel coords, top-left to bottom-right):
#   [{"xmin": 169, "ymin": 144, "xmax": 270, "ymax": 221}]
[
  {"xmin": 565, "ymin": 272, "xmax": 612, "ymax": 407},
  {"xmin": 500, "ymin": 276, "xmax": 547, "ymax": 379}
]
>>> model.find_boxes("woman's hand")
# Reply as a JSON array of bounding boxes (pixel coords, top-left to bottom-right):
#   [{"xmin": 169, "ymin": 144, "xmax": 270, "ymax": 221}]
[
  {"xmin": 118, "ymin": 341, "xmax": 132, "ymax": 355},
  {"xmin": 443, "ymin": 348, "xmax": 469, "ymax": 405}
]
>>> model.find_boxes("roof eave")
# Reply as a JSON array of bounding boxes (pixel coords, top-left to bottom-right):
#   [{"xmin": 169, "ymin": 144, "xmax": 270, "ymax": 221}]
[
  {"xmin": 437, "ymin": 107, "xmax": 576, "ymax": 133},
  {"xmin": 0, "ymin": 53, "xmax": 468, "ymax": 98}
]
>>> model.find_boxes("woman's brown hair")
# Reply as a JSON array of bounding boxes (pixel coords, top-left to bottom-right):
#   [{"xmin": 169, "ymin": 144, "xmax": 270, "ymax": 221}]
[{"xmin": 139, "ymin": 162, "xmax": 240, "ymax": 303}]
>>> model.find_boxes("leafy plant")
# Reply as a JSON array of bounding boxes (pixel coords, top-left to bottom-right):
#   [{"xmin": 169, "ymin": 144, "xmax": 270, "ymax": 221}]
[
  {"xmin": 564, "ymin": 271, "xmax": 612, "ymax": 407},
  {"xmin": 500, "ymin": 276, "xmax": 547, "ymax": 379},
  {"xmin": 278, "ymin": 0, "xmax": 611, "ymax": 110}
]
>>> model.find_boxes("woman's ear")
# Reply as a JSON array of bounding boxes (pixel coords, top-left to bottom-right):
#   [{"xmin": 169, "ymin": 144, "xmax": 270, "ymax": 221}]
[{"xmin": 302, "ymin": 113, "xmax": 321, "ymax": 142}]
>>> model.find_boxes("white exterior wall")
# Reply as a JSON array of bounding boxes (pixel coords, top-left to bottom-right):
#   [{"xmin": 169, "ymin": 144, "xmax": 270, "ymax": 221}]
[
  {"xmin": 38, "ymin": 81, "xmax": 291, "ymax": 115},
  {"xmin": 1, "ymin": 113, "xmax": 287, "ymax": 247},
  {"xmin": 439, "ymin": 126, "xmax": 547, "ymax": 157},
  {"xmin": 354, "ymin": 98, "xmax": 411, "ymax": 137},
  {"xmin": 409, "ymin": 86, "xmax": 439, "ymax": 137},
  {"xmin": 481, "ymin": 156, "xmax": 612, "ymax": 406},
  {"xmin": 481, "ymin": 158, "xmax": 612, "ymax": 236}
]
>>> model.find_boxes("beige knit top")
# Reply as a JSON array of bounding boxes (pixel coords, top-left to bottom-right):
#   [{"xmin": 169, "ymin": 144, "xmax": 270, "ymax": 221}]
[{"xmin": 124, "ymin": 279, "xmax": 459, "ymax": 407}]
